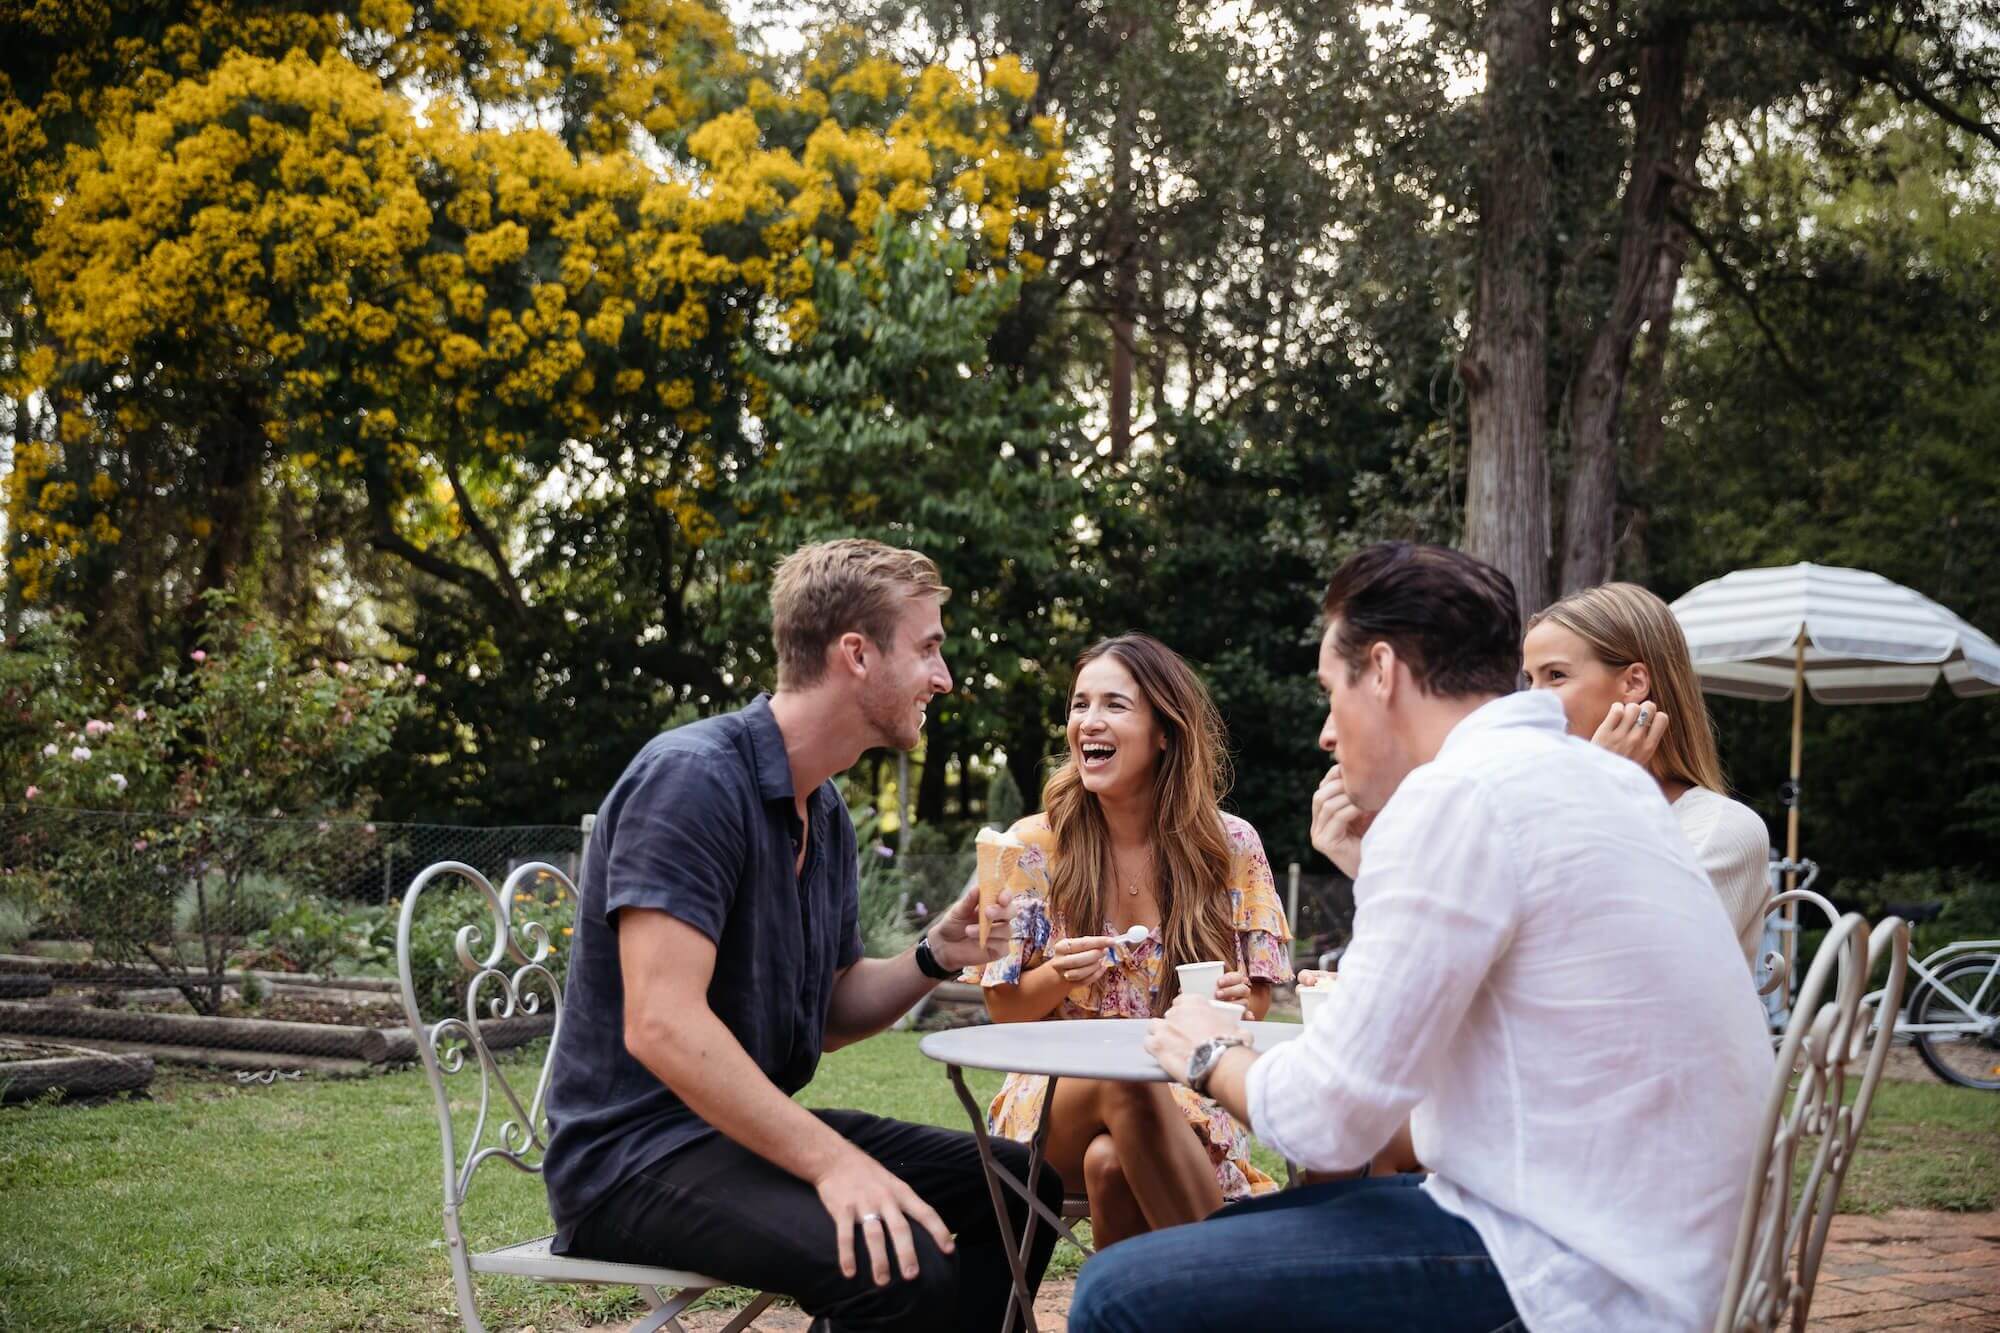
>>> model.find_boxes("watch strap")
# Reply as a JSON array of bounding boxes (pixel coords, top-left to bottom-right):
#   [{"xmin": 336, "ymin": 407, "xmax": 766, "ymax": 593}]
[{"xmin": 913, "ymin": 932, "xmax": 956, "ymax": 981}]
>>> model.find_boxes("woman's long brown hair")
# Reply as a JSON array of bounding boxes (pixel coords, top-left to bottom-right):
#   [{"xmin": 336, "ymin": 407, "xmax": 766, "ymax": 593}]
[{"xmin": 1042, "ymin": 634, "xmax": 1239, "ymax": 1014}]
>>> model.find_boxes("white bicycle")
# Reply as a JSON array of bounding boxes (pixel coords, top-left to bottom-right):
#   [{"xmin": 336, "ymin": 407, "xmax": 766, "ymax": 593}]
[{"xmin": 1764, "ymin": 862, "xmax": 2000, "ymax": 1092}]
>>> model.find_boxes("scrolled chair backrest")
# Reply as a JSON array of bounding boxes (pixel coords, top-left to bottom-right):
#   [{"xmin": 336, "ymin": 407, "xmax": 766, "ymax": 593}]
[
  {"xmin": 395, "ymin": 861, "xmax": 571, "ymax": 1250},
  {"xmin": 1715, "ymin": 897, "xmax": 1911, "ymax": 1333}
]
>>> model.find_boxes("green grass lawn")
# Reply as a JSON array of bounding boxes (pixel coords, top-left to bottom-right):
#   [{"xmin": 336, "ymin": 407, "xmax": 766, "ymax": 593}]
[{"xmin": 1, "ymin": 1032, "xmax": 1993, "ymax": 1332}]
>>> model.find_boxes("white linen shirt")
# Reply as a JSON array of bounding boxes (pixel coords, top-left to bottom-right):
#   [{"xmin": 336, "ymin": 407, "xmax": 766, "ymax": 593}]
[{"xmin": 1246, "ymin": 690, "xmax": 1772, "ymax": 1333}]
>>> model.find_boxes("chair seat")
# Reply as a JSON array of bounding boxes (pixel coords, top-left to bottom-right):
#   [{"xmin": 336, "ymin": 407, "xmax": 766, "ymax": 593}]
[
  {"xmin": 471, "ymin": 1233, "xmax": 729, "ymax": 1290},
  {"xmin": 1061, "ymin": 1193, "xmax": 1090, "ymax": 1220}
]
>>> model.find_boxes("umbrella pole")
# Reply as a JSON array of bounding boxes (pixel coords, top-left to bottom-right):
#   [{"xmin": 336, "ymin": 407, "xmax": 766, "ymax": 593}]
[
  {"xmin": 1782, "ymin": 633, "xmax": 1805, "ymax": 1001},
  {"xmin": 1786, "ymin": 632, "xmax": 1805, "ymax": 875}
]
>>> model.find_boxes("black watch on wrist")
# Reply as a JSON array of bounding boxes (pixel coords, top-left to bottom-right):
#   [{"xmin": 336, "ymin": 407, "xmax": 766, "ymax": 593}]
[{"xmin": 913, "ymin": 932, "xmax": 956, "ymax": 981}]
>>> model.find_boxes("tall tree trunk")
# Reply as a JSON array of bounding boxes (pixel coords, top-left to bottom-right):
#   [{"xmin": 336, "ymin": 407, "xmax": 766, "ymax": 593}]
[
  {"xmin": 1460, "ymin": 0, "xmax": 1554, "ymax": 619},
  {"xmin": 1559, "ymin": 29, "xmax": 1692, "ymax": 594},
  {"xmin": 1104, "ymin": 11, "xmax": 1140, "ymax": 460}
]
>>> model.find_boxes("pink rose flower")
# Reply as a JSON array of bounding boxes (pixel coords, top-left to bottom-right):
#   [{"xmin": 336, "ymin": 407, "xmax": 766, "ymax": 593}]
[
  {"xmin": 191, "ymin": 650, "xmax": 207, "ymax": 663},
  {"xmin": 133, "ymin": 707, "xmax": 149, "ymax": 722},
  {"xmin": 24, "ymin": 786, "xmax": 39, "ymax": 800},
  {"xmin": 413, "ymin": 673, "xmax": 427, "ymax": 687}
]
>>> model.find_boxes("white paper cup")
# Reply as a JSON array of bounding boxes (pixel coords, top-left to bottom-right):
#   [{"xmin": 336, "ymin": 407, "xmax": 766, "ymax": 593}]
[
  {"xmin": 1176, "ymin": 961, "xmax": 1225, "ymax": 1001},
  {"xmin": 1299, "ymin": 984, "xmax": 1331, "ymax": 1025},
  {"xmin": 1207, "ymin": 999, "xmax": 1246, "ymax": 1023}
]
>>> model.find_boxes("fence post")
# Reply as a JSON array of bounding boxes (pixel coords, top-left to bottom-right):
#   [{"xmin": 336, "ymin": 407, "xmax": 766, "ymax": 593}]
[
  {"xmin": 1286, "ymin": 862, "xmax": 1301, "ymax": 943},
  {"xmin": 578, "ymin": 813, "xmax": 596, "ymax": 882}
]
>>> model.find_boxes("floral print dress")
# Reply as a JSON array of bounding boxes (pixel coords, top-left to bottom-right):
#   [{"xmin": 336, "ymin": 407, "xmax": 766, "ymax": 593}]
[{"xmin": 966, "ymin": 811, "xmax": 1294, "ymax": 1199}]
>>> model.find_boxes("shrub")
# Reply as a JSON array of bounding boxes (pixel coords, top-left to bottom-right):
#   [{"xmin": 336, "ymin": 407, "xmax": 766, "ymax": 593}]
[
  {"xmin": 17, "ymin": 595, "xmax": 414, "ymax": 1012},
  {"xmin": 0, "ymin": 898, "xmax": 42, "ymax": 952},
  {"xmin": 246, "ymin": 894, "xmax": 385, "ymax": 978}
]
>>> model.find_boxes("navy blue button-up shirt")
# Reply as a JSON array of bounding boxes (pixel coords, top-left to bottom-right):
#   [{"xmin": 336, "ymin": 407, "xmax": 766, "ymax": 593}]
[{"xmin": 545, "ymin": 695, "xmax": 862, "ymax": 1245}]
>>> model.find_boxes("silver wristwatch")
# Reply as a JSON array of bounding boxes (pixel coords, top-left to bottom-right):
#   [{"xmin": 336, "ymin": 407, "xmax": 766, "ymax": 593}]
[{"xmin": 1185, "ymin": 1034, "xmax": 1250, "ymax": 1094}]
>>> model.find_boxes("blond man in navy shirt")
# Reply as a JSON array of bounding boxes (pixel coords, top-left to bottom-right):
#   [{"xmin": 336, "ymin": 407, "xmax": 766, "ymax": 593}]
[{"xmin": 546, "ymin": 539, "xmax": 1062, "ymax": 1330}]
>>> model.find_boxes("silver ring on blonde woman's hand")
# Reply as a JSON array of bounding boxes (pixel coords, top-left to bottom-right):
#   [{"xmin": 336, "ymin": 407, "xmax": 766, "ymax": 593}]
[
  {"xmin": 861, "ymin": 1213, "xmax": 881, "ymax": 1223},
  {"xmin": 1636, "ymin": 706, "xmax": 1651, "ymax": 727}
]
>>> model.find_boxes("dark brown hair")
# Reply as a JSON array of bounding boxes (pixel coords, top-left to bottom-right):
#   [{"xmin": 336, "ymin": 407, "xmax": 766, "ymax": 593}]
[
  {"xmin": 1041, "ymin": 634, "xmax": 1238, "ymax": 1014},
  {"xmin": 1320, "ymin": 543, "xmax": 1522, "ymax": 698}
]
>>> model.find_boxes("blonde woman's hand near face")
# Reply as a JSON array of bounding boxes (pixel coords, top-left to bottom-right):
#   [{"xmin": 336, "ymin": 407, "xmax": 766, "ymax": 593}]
[
  {"xmin": 1310, "ymin": 765, "xmax": 1372, "ymax": 878},
  {"xmin": 1593, "ymin": 700, "xmax": 1670, "ymax": 769}
]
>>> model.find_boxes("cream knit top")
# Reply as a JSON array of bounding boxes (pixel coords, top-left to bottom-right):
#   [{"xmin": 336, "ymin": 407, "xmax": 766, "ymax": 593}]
[{"xmin": 1672, "ymin": 785, "xmax": 1773, "ymax": 969}]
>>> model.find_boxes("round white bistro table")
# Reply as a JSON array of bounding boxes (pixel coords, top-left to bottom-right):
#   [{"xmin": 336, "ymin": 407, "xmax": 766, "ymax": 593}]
[{"xmin": 919, "ymin": 1019, "xmax": 1303, "ymax": 1332}]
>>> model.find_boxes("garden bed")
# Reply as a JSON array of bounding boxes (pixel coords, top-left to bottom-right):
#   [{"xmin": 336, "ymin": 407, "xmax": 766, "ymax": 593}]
[
  {"xmin": 0, "ymin": 985, "xmax": 554, "ymax": 1071},
  {"xmin": 0, "ymin": 1037, "xmax": 155, "ymax": 1103}
]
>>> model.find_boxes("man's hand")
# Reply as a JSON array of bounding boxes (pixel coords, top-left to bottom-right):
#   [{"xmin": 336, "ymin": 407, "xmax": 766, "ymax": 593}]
[
  {"xmin": 1310, "ymin": 764, "xmax": 1373, "ymax": 878},
  {"xmin": 812, "ymin": 1148, "xmax": 955, "ymax": 1287},
  {"xmin": 1145, "ymin": 990, "xmax": 1242, "ymax": 1086},
  {"xmin": 1592, "ymin": 699, "xmax": 1669, "ymax": 770},
  {"xmin": 924, "ymin": 881, "xmax": 1014, "ymax": 972}
]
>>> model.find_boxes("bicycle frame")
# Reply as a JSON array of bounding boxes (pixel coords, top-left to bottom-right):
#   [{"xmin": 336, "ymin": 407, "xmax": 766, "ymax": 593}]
[{"xmin": 1869, "ymin": 940, "xmax": 2000, "ymax": 1037}]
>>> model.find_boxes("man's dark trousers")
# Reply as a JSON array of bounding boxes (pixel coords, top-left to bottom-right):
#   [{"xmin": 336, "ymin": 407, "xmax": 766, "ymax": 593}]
[{"xmin": 570, "ymin": 1108, "xmax": 1065, "ymax": 1332}]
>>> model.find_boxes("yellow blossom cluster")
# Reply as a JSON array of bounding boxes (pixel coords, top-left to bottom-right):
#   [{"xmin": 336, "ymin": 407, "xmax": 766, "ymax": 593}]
[{"xmin": 5, "ymin": 1, "xmax": 1063, "ymax": 601}]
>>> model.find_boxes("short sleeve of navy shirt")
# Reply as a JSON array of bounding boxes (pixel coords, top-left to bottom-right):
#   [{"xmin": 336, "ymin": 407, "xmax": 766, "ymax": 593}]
[{"xmin": 544, "ymin": 695, "xmax": 864, "ymax": 1248}]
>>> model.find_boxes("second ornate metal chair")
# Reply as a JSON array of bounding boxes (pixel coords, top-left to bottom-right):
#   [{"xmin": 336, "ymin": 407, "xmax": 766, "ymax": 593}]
[
  {"xmin": 1716, "ymin": 892, "xmax": 1911, "ymax": 1333},
  {"xmin": 397, "ymin": 860, "xmax": 774, "ymax": 1333}
]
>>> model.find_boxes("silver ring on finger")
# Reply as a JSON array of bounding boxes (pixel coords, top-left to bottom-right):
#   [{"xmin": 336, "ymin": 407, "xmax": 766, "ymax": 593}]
[
  {"xmin": 861, "ymin": 1212, "xmax": 882, "ymax": 1223},
  {"xmin": 1636, "ymin": 706, "xmax": 1651, "ymax": 727}
]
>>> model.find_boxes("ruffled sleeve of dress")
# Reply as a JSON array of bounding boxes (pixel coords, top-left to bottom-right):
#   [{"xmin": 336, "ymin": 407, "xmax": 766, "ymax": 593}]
[{"xmin": 1223, "ymin": 812, "xmax": 1293, "ymax": 985}]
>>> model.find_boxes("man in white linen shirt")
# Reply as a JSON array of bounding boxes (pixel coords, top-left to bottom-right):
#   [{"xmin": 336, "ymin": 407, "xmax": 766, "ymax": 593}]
[{"xmin": 1069, "ymin": 542, "xmax": 1773, "ymax": 1333}]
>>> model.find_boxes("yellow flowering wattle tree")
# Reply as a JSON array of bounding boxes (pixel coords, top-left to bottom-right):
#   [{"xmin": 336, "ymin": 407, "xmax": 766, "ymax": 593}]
[{"xmin": 3, "ymin": 0, "xmax": 1066, "ymax": 815}]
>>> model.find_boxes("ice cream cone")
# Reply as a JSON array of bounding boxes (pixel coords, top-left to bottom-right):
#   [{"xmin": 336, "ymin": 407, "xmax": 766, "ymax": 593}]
[{"xmin": 974, "ymin": 827, "xmax": 1025, "ymax": 950}]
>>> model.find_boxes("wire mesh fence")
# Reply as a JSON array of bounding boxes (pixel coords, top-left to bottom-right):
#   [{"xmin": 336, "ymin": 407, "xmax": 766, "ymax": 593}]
[
  {"xmin": 0, "ymin": 800, "xmax": 1354, "ymax": 1066},
  {"xmin": 0, "ymin": 803, "xmax": 583, "ymax": 1014}
]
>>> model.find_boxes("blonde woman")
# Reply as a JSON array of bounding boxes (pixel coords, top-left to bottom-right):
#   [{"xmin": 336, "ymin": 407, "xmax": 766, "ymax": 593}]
[
  {"xmin": 1523, "ymin": 582, "xmax": 1771, "ymax": 966},
  {"xmin": 970, "ymin": 633, "xmax": 1293, "ymax": 1246}
]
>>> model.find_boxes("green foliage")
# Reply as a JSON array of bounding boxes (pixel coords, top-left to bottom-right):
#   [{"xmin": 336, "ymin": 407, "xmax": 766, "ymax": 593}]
[
  {"xmin": 246, "ymin": 894, "xmax": 386, "ymax": 978},
  {"xmin": 983, "ymin": 765, "xmax": 1024, "ymax": 830},
  {"xmin": 174, "ymin": 875, "xmax": 289, "ymax": 939},
  {"xmin": 1642, "ymin": 105, "xmax": 2000, "ymax": 891},
  {"xmin": 897, "ymin": 820, "xmax": 974, "ymax": 909},
  {"xmin": 0, "ymin": 897, "xmax": 41, "ymax": 951},
  {"xmin": 15, "ymin": 598, "xmax": 414, "ymax": 1010},
  {"xmin": 393, "ymin": 871, "xmax": 574, "ymax": 1020},
  {"xmin": 723, "ymin": 219, "xmax": 1086, "ymax": 803}
]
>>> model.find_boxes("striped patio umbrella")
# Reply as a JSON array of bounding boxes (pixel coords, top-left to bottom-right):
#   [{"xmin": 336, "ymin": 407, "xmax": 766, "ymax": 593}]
[{"xmin": 1669, "ymin": 563, "xmax": 2000, "ymax": 871}]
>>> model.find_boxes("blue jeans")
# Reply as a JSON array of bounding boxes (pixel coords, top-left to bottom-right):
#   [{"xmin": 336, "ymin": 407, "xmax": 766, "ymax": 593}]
[{"xmin": 1068, "ymin": 1174, "xmax": 1524, "ymax": 1333}]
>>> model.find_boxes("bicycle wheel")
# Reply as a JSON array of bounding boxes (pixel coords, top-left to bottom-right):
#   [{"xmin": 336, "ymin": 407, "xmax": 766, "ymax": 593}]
[{"xmin": 1908, "ymin": 955, "xmax": 2000, "ymax": 1091}]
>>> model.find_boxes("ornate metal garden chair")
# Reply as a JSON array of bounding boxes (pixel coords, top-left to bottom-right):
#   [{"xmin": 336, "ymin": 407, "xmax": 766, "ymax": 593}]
[
  {"xmin": 1716, "ymin": 894, "xmax": 1911, "ymax": 1333},
  {"xmin": 397, "ymin": 860, "xmax": 774, "ymax": 1333}
]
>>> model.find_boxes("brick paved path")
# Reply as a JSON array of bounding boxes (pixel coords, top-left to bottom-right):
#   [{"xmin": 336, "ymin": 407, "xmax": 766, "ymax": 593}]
[
  {"xmin": 1809, "ymin": 1210, "xmax": 2000, "ymax": 1330},
  {"xmin": 638, "ymin": 1209, "xmax": 2000, "ymax": 1331}
]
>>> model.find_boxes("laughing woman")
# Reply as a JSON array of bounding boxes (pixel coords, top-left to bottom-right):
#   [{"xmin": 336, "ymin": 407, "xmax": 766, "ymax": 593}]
[{"xmin": 968, "ymin": 633, "xmax": 1293, "ymax": 1246}]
